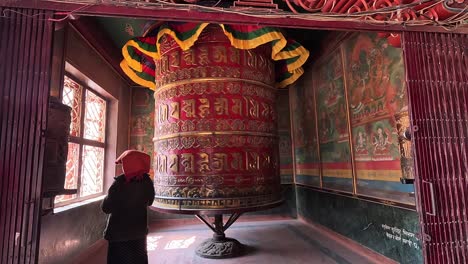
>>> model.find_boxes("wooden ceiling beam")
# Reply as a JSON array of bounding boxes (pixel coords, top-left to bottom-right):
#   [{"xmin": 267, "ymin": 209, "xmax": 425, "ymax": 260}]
[{"xmin": 2, "ymin": 0, "xmax": 467, "ymax": 34}]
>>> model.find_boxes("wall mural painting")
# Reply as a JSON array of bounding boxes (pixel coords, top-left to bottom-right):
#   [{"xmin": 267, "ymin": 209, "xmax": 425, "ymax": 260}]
[
  {"xmin": 289, "ymin": 32, "xmax": 414, "ymax": 205},
  {"xmin": 277, "ymin": 91, "xmax": 294, "ymax": 184},
  {"xmin": 315, "ymin": 51, "xmax": 353, "ymax": 192},
  {"xmin": 343, "ymin": 32, "xmax": 414, "ymax": 204},
  {"xmin": 290, "ymin": 80, "xmax": 320, "ymax": 187},
  {"xmin": 345, "ymin": 33, "xmax": 407, "ymax": 124},
  {"xmin": 130, "ymin": 88, "xmax": 155, "ymax": 177},
  {"xmin": 353, "ymin": 119, "xmax": 400, "ymax": 162}
]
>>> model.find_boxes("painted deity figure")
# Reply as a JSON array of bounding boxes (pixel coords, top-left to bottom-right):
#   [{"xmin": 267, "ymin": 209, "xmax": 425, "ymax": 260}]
[
  {"xmin": 319, "ymin": 111, "xmax": 334, "ymax": 142},
  {"xmin": 355, "ymin": 130, "xmax": 368, "ymax": 154},
  {"xmin": 373, "ymin": 127, "xmax": 391, "ymax": 154},
  {"xmin": 325, "ymin": 81, "xmax": 339, "ymax": 106},
  {"xmin": 132, "ymin": 117, "xmax": 147, "ymax": 136}
]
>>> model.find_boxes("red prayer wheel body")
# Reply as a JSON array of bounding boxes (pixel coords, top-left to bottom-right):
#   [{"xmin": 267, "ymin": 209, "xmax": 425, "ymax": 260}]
[{"xmin": 152, "ymin": 25, "xmax": 281, "ymax": 213}]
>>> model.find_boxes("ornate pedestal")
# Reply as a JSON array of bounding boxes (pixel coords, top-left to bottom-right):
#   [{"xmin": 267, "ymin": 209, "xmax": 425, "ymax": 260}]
[{"xmin": 195, "ymin": 214, "xmax": 243, "ymax": 258}]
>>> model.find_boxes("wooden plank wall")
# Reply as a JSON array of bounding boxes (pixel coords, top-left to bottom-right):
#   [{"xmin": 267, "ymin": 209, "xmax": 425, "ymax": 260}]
[
  {"xmin": 0, "ymin": 7, "xmax": 53, "ymax": 264},
  {"xmin": 403, "ymin": 31, "xmax": 468, "ymax": 263}
]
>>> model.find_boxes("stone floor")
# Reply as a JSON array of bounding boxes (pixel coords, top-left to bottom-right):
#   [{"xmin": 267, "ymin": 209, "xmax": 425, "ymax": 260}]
[{"xmin": 77, "ymin": 217, "xmax": 396, "ymax": 264}]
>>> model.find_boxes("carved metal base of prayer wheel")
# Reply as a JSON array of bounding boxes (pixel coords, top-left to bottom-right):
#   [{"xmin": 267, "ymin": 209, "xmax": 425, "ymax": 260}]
[{"xmin": 195, "ymin": 214, "xmax": 244, "ymax": 258}]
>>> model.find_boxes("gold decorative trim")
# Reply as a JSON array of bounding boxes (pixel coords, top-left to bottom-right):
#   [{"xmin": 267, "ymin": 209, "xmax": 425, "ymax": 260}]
[
  {"xmin": 311, "ymin": 71, "xmax": 324, "ymax": 188},
  {"xmin": 288, "ymin": 86, "xmax": 298, "ymax": 185},
  {"xmin": 153, "ymin": 81, "xmax": 276, "ymax": 101},
  {"xmin": 155, "ymin": 77, "xmax": 275, "ymax": 93},
  {"xmin": 153, "ymin": 193, "xmax": 282, "ymax": 210},
  {"xmin": 154, "ymin": 119, "xmax": 276, "ymax": 136},
  {"xmin": 153, "ymin": 130, "xmax": 278, "ymax": 141},
  {"xmin": 154, "ymin": 134, "xmax": 275, "ymax": 151},
  {"xmin": 340, "ymin": 45, "xmax": 358, "ymax": 195}
]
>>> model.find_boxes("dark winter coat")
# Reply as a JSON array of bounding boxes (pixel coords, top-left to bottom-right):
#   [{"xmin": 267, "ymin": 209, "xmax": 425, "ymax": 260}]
[{"xmin": 102, "ymin": 174, "xmax": 155, "ymax": 242}]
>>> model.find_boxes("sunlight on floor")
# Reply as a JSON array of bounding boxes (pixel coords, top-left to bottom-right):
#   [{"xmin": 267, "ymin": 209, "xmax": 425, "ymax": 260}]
[
  {"xmin": 147, "ymin": 235, "xmax": 197, "ymax": 251},
  {"xmin": 164, "ymin": 236, "xmax": 197, "ymax": 250},
  {"xmin": 147, "ymin": 235, "xmax": 163, "ymax": 251}
]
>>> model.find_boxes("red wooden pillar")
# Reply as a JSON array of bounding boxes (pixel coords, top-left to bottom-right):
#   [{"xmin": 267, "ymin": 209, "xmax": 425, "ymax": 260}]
[
  {"xmin": 402, "ymin": 32, "xmax": 468, "ymax": 263},
  {"xmin": 0, "ymin": 7, "xmax": 53, "ymax": 264}
]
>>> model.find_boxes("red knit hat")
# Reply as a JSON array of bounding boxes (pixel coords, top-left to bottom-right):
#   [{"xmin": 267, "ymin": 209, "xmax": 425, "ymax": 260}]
[{"xmin": 115, "ymin": 150, "xmax": 150, "ymax": 182}]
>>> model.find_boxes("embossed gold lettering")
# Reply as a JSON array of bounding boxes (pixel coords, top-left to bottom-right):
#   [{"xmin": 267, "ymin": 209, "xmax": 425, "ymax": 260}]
[
  {"xmin": 169, "ymin": 154, "xmax": 178, "ymax": 173},
  {"xmin": 247, "ymin": 98, "xmax": 259, "ymax": 118},
  {"xmin": 214, "ymin": 98, "xmax": 228, "ymax": 115},
  {"xmin": 231, "ymin": 98, "xmax": 242, "ymax": 116},
  {"xmin": 181, "ymin": 153, "xmax": 195, "ymax": 173},
  {"xmin": 155, "ymin": 60, "xmax": 162, "ymax": 76},
  {"xmin": 198, "ymin": 98, "xmax": 210, "ymax": 118},
  {"xmin": 229, "ymin": 47, "xmax": 240, "ymax": 64},
  {"xmin": 198, "ymin": 47, "xmax": 210, "ymax": 66},
  {"xmin": 161, "ymin": 55, "xmax": 170, "ymax": 74},
  {"xmin": 158, "ymin": 104, "xmax": 169, "ymax": 123},
  {"xmin": 213, "ymin": 46, "xmax": 227, "ymax": 63},
  {"xmin": 157, "ymin": 154, "xmax": 167, "ymax": 174},
  {"xmin": 231, "ymin": 153, "xmax": 243, "ymax": 170},
  {"xmin": 246, "ymin": 50, "xmax": 257, "ymax": 69},
  {"xmin": 261, "ymin": 153, "xmax": 271, "ymax": 169},
  {"xmin": 246, "ymin": 152, "xmax": 260, "ymax": 171},
  {"xmin": 170, "ymin": 102, "xmax": 180, "ymax": 119},
  {"xmin": 183, "ymin": 49, "xmax": 196, "ymax": 66},
  {"xmin": 212, "ymin": 153, "xmax": 228, "ymax": 171},
  {"xmin": 170, "ymin": 51, "xmax": 180, "ymax": 68},
  {"xmin": 182, "ymin": 99, "xmax": 196, "ymax": 118},
  {"xmin": 198, "ymin": 153, "xmax": 211, "ymax": 172},
  {"xmin": 258, "ymin": 55, "xmax": 266, "ymax": 71},
  {"xmin": 261, "ymin": 102, "xmax": 270, "ymax": 118}
]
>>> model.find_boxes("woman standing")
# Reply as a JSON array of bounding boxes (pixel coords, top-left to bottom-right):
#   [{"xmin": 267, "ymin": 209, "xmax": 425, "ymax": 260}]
[{"xmin": 102, "ymin": 150, "xmax": 155, "ymax": 264}]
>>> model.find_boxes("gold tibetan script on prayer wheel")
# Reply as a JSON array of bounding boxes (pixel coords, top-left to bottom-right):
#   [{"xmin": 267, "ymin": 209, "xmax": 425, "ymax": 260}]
[{"xmin": 152, "ymin": 25, "xmax": 282, "ymax": 213}]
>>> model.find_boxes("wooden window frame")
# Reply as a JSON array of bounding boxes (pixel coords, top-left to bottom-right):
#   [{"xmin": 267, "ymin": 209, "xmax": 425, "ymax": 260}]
[{"xmin": 55, "ymin": 73, "xmax": 109, "ymax": 207}]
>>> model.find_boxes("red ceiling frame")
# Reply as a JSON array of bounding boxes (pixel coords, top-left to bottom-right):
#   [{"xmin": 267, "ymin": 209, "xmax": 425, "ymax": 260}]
[{"xmin": 1, "ymin": 0, "xmax": 467, "ymax": 34}]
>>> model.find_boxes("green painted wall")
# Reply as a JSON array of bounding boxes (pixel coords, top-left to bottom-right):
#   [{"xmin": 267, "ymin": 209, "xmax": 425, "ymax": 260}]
[
  {"xmin": 246, "ymin": 184, "xmax": 297, "ymax": 218},
  {"xmin": 93, "ymin": 17, "xmax": 154, "ymax": 49},
  {"xmin": 296, "ymin": 186, "xmax": 422, "ymax": 264},
  {"xmin": 277, "ymin": 90, "xmax": 294, "ymax": 184}
]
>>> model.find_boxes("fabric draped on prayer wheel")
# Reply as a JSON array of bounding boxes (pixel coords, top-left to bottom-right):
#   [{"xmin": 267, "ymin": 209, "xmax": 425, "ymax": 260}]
[{"xmin": 152, "ymin": 25, "xmax": 281, "ymax": 213}]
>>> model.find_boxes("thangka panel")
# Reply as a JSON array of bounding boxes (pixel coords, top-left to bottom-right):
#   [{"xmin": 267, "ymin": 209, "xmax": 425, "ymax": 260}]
[
  {"xmin": 314, "ymin": 51, "xmax": 353, "ymax": 192},
  {"xmin": 343, "ymin": 32, "xmax": 414, "ymax": 204}
]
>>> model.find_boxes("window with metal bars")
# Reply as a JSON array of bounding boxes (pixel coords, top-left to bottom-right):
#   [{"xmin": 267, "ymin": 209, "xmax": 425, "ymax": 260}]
[{"xmin": 55, "ymin": 75, "xmax": 108, "ymax": 205}]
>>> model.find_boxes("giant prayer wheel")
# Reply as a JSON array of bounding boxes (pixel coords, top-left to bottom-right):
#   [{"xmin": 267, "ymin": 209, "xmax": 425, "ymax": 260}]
[
  {"xmin": 152, "ymin": 25, "xmax": 282, "ymax": 213},
  {"xmin": 121, "ymin": 22, "xmax": 308, "ymax": 258}
]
